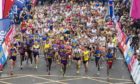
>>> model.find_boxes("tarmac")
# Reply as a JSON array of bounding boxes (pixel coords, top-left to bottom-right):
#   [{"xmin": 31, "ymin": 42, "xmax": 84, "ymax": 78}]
[{"xmin": 0, "ymin": 48, "xmax": 134, "ymax": 84}]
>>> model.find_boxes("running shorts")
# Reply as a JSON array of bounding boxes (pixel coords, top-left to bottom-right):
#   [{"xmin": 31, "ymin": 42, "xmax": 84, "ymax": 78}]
[
  {"xmin": 33, "ymin": 52, "xmax": 39, "ymax": 57},
  {"xmin": 10, "ymin": 56, "xmax": 17, "ymax": 61},
  {"xmin": 83, "ymin": 60, "xmax": 88, "ymax": 64},
  {"xmin": 73, "ymin": 57, "xmax": 81, "ymax": 60},
  {"xmin": 61, "ymin": 60, "xmax": 67, "ymax": 65}
]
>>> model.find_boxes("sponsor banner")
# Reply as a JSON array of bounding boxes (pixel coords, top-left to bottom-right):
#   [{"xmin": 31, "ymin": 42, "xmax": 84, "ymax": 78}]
[
  {"xmin": 15, "ymin": 0, "xmax": 26, "ymax": 9},
  {"xmin": 2, "ymin": 42, "xmax": 8, "ymax": 60},
  {"xmin": 124, "ymin": 47, "xmax": 134, "ymax": 64},
  {"xmin": 130, "ymin": 0, "xmax": 140, "ymax": 19},
  {"xmin": 108, "ymin": 0, "xmax": 114, "ymax": 18},
  {"xmin": 0, "ymin": 0, "xmax": 2, "ymax": 19},
  {"xmin": 135, "ymin": 66, "xmax": 140, "ymax": 84},
  {"xmin": 115, "ymin": 22, "xmax": 127, "ymax": 54},
  {"xmin": 116, "ymin": 23, "xmax": 122, "ymax": 43},
  {"xmin": 3, "ymin": 0, "xmax": 15, "ymax": 18},
  {"xmin": 133, "ymin": 64, "xmax": 140, "ymax": 83},
  {"xmin": 131, "ymin": 58, "xmax": 139, "ymax": 81},
  {"xmin": 2, "ymin": 0, "xmax": 5, "ymax": 12},
  {"xmin": 119, "ymin": 32, "xmax": 127, "ymax": 53},
  {"xmin": 128, "ymin": 55, "xmax": 137, "ymax": 72},
  {"xmin": 0, "ymin": 19, "xmax": 11, "ymax": 45},
  {"xmin": 5, "ymin": 25, "xmax": 15, "ymax": 54},
  {"xmin": 0, "ymin": 46, "xmax": 6, "ymax": 70},
  {"xmin": 116, "ymin": 22, "xmax": 127, "ymax": 54}
]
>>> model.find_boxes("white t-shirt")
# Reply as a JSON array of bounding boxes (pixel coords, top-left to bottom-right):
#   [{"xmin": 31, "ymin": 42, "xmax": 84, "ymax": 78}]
[
  {"xmin": 92, "ymin": 29, "xmax": 97, "ymax": 34},
  {"xmin": 90, "ymin": 36, "xmax": 97, "ymax": 43},
  {"xmin": 86, "ymin": 22, "xmax": 92, "ymax": 28},
  {"xmin": 98, "ymin": 36, "xmax": 106, "ymax": 46},
  {"xmin": 108, "ymin": 42, "xmax": 114, "ymax": 48}
]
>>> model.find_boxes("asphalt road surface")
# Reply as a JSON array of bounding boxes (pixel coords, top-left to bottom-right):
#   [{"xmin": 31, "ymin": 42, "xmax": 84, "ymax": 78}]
[{"xmin": 0, "ymin": 48, "xmax": 134, "ymax": 84}]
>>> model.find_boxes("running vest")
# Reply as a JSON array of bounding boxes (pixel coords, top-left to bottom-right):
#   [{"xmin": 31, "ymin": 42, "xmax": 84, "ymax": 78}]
[
  {"xmin": 83, "ymin": 50, "xmax": 90, "ymax": 61},
  {"xmin": 33, "ymin": 45, "xmax": 40, "ymax": 52}
]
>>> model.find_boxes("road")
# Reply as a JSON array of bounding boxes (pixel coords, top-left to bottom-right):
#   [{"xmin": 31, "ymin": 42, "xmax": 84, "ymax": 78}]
[{"xmin": 0, "ymin": 48, "xmax": 134, "ymax": 84}]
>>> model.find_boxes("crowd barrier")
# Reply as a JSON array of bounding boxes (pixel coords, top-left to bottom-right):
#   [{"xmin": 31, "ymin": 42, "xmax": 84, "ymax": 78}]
[{"xmin": 116, "ymin": 22, "xmax": 140, "ymax": 84}]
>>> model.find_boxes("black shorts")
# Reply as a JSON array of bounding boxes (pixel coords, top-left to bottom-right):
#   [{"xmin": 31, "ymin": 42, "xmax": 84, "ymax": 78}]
[
  {"xmin": 73, "ymin": 57, "xmax": 81, "ymax": 60},
  {"xmin": 33, "ymin": 52, "xmax": 39, "ymax": 57},
  {"xmin": 20, "ymin": 54, "xmax": 25, "ymax": 61},
  {"xmin": 10, "ymin": 56, "xmax": 17, "ymax": 61},
  {"xmin": 61, "ymin": 60, "xmax": 67, "ymax": 65},
  {"xmin": 46, "ymin": 58, "xmax": 52, "ymax": 64},
  {"xmin": 83, "ymin": 60, "xmax": 88, "ymax": 64}
]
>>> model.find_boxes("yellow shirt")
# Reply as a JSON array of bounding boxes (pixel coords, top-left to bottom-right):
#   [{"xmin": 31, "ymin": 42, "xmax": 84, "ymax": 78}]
[
  {"xmin": 44, "ymin": 44, "xmax": 51, "ymax": 49},
  {"xmin": 112, "ymin": 37, "xmax": 117, "ymax": 47},
  {"xmin": 33, "ymin": 45, "xmax": 40, "ymax": 49},
  {"xmin": 83, "ymin": 50, "xmax": 90, "ymax": 61}
]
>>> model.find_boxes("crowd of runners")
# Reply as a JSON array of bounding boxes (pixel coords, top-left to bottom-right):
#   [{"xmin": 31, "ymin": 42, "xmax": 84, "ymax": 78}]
[{"xmin": 9, "ymin": 1, "xmax": 117, "ymax": 76}]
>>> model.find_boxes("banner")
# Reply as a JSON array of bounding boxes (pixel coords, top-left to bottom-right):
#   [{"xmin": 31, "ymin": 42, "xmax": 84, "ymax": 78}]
[
  {"xmin": 5, "ymin": 25, "xmax": 15, "ymax": 54},
  {"xmin": 115, "ymin": 22, "xmax": 127, "ymax": 54},
  {"xmin": 130, "ymin": 0, "xmax": 140, "ymax": 19},
  {"xmin": 115, "ymin": 22, "xmax": 140, "ymax": 84},
  {"xmin": 15, "ymin": 0, "xmax": 26, "ymax": 9},
  {"xmin": 116, "ymin": 23, "xmax": 122, "ymax": 43},
  {"xmin": 2, "ymin": 0, "xmax": 5, "ymax": 12},
  {"xmin": 3, "ymin": 0, "xmax": 15, "ymax": 18},
  {"xmin": 0, "ymin": 46, "xmax": 6, "ymax": 70},
  {"xmin": 0, "ymin": 19, "xmax": 11, "ymax": 45},
  {"xmin": 118, "ymin": 32, "xmax": 127, "ymax": 53},
  {"xmin": 135, "ymin": 68, "xmax": 140, "ymax": 84},
  {"xmin": 128, "ymin": 55, "xmax": 137, "ymax": 72},
  {"xmin": 0, "ymin": 0, "xmax": 2, "ymax": 19},
  {"xmin": 108, "ymin": 0, "xmax": 114, "ymax": 18},
  {"xmin": 124, "ymin": 47, "xmax": 134, "ymax": 64}
]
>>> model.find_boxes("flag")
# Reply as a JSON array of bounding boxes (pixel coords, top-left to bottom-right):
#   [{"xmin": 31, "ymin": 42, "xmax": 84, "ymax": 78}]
[
  {"xmin": 108, "ymin": 0, "xmax": 114, "ymax": 18},
  {"xmin": 130, "ymin": 0, "xmax": 140, "ymax": 19}
]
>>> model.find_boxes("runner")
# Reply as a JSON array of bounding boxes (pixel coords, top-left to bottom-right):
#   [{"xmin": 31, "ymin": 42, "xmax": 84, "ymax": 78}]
[
  {"xmin": 25, "ymin": 38, "xmax": 33, "ymax": 65},
  {"xmin": 18, "ymin": 42, "xmax": 26, "ymax": 69},
  {"xmin": 32, "ymin": 41, "xmax": 40, "ymax": 69},
  {"xmin": 94, "ymin": 46, "xmax": 102, "ymax": 74},
  {"xmin": 9, "ymin": 44, "xmax": 18, "ymax": 75},
  {"xmin": 59, "ymin": 45, "xmax": 68, "ymax": 77},
  {"xmin": 106, "ymin": 48, "xmax": 114, "ymax": 76},
  {"xmin": 45, "ymin": 48, "xmax": 55, "ymax": 75},
  {"xmin": 82, "ymin": 47, "xmax": 90, "ymax": 73},
  {"xmin": 73, "ymin": 45, "xmax": 82, "ymax": 74}
]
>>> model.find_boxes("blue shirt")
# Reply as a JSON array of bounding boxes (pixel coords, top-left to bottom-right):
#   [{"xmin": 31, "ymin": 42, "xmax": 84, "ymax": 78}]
[
  {"xmin": 42, "ymin": 36, "xmax": 47, "ymax": 41},
  {"xmin": 106, "ymin": 53, "xmax": 113, "ymax": 58},
  {"xmin": 95, "ymin": 50, "xmax": 101, "ymax": 58}
]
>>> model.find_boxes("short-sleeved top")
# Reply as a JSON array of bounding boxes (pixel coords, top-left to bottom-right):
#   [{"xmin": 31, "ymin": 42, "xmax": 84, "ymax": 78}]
[
  {"xmin": 44, "ymin": 44, "xmax": 51, "ymax": 49},
  {"xmin": 10, "ymin": 48, "xmax": 17, "ymax": 56},
  {"xmin": 74, "ymin": 48, "xmax": 81, "ymax": 57},
  {"xmin": 95, "ymin": 50, "xmax": 101, "ymax": 58},
  {"xmin": 106, "ymin": 53, "xmax": 113, "ymax": 62}
]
